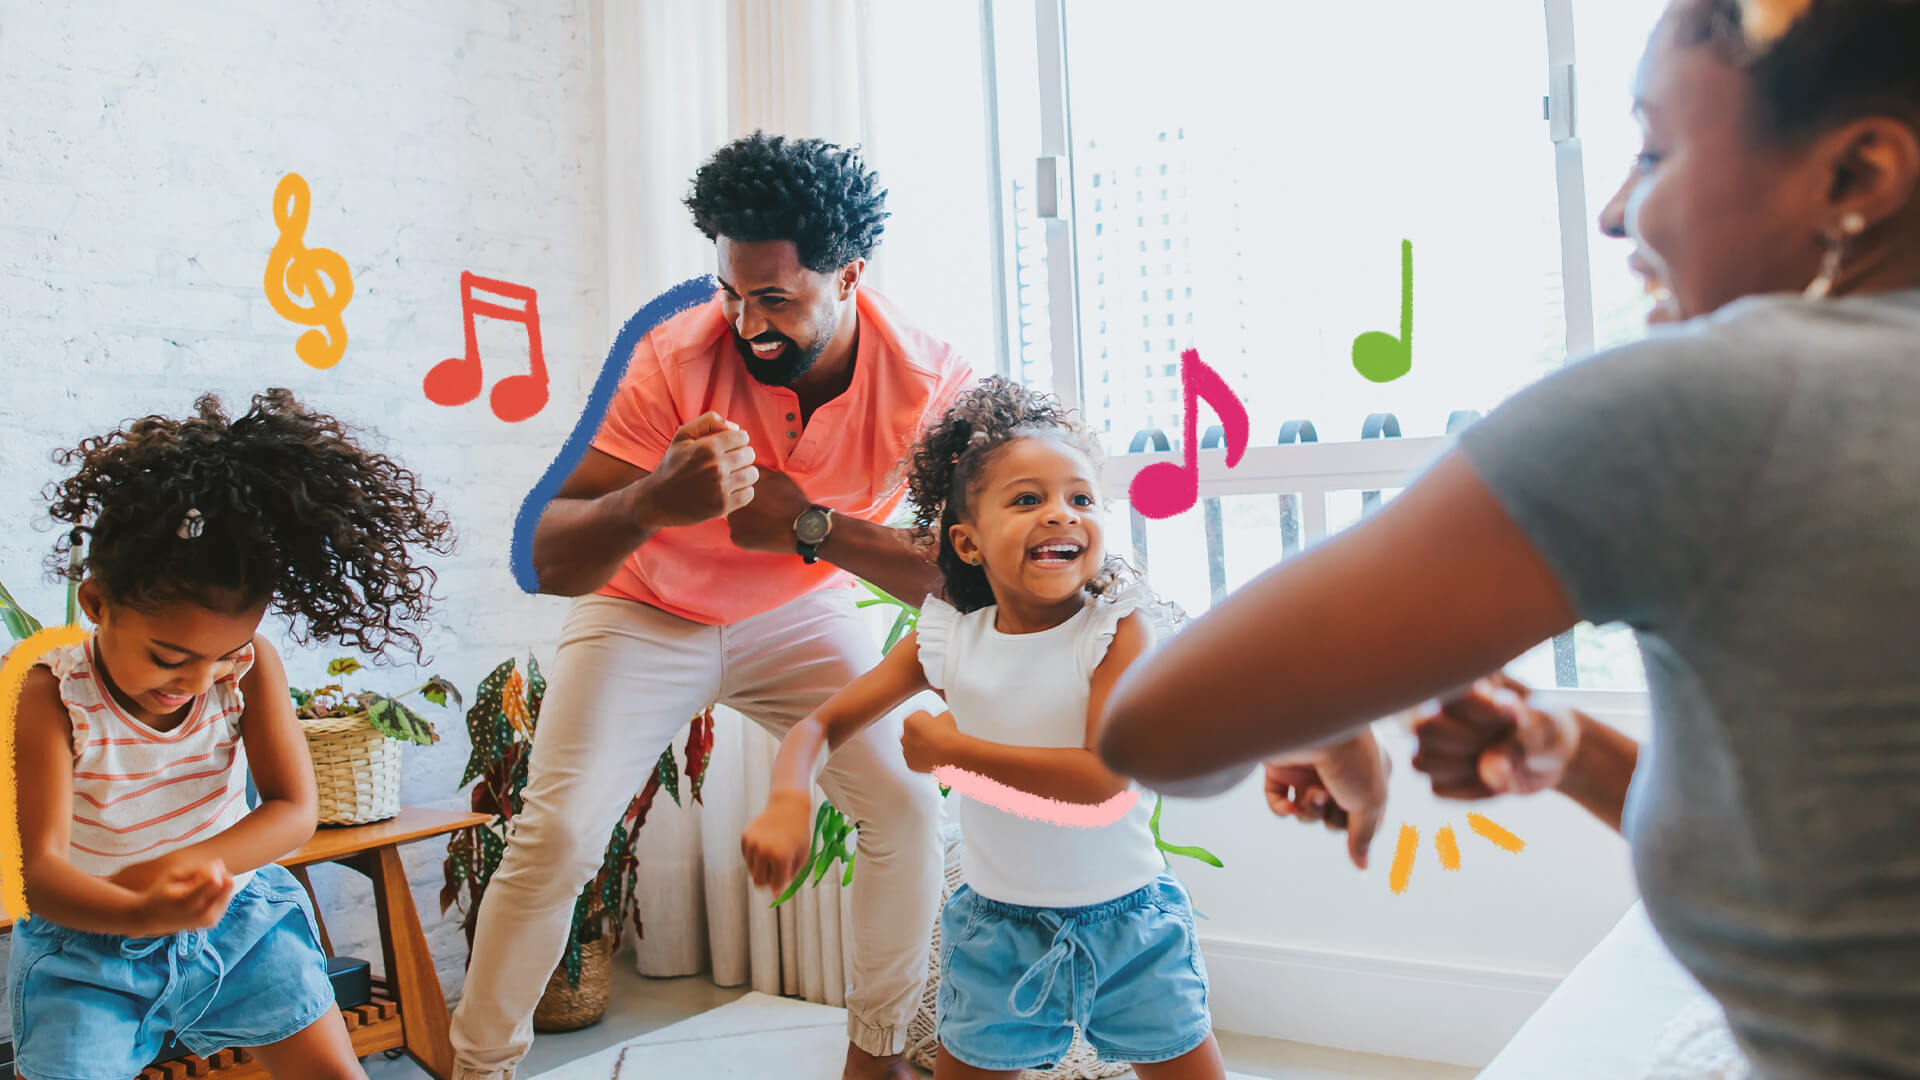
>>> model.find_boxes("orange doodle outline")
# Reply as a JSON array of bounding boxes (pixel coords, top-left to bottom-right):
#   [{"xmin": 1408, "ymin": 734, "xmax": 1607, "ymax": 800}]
[{"xmin": 1, "ymin": 625, "xmax": 90, "ymax": 922}]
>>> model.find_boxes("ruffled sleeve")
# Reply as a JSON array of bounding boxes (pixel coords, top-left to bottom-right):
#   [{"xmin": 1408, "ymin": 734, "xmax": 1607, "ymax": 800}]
[
  {"xmin": 39, "ymin": 639, "xmax": 101, "ymax": 761},
  {"xmin": 1077, "ymin": 581, "xmax": 1182, "ymax": 679},
  {"xmin": 913, "ymin": 595, "xmax": 960, "ymax": 690}
]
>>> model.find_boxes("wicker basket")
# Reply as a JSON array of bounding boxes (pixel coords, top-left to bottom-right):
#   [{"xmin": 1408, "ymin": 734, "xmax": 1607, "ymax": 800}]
[
  {"xmin": 300, "ymin": 712, "xmax": 403, "ymax": 825},
  {"xmin": 534, "ymin": 935, "xmax": 614, "ymax": 1033},
  {"xmin": 906, "ymin": 823, "xmax": 1131, "ymax": 1080}
]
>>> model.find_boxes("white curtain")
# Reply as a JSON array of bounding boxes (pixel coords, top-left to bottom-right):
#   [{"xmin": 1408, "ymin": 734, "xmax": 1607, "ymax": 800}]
[{"xmin": 596, "ymin": 2, "xmax": 884, "ymax": 1002}]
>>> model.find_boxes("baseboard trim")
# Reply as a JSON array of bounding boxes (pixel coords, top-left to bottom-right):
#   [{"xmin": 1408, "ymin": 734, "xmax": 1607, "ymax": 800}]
[{"xmin": 1199, "ymin": 934, "xmax": 1561, "ymax": 1068}]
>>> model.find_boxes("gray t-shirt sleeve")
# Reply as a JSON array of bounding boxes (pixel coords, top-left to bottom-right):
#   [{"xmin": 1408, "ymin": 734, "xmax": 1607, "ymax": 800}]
[{"xmin": 1455, "ymin": 326, "xmax": 1795, "ymax": 629}]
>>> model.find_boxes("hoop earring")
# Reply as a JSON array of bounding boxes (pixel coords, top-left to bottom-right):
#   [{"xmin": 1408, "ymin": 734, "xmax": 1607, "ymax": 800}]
[{"xmin": 1804, "ymin": 212, "xmax": 1866, "ymax": 300}]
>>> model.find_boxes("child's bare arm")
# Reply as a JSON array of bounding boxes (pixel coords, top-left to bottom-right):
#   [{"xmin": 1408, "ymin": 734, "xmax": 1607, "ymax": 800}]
[
  {"xmin": 113, "ymin": 638, "xmax": 318, "ymax": 890},
  {"xmin": 744, "ymin": 632, "xmax": 932, "ymax": 890},
  {"xmin": 18, "ymin": 667, "xmax": 230, "ymax": 935},
  {"xmin": 902, "ymin": 613, "xmax": 1154, "ymax": 804},
  {"xmin": 767, "ymin": 630, "xmax": 933, "ymax": 799},
  {"xmin": 1100, "ymin": 452, "xmax": 1577, "ymax": 787},
  {"xmin": 18, "ymin": 666, "xmax": 143, "ymax": 930}
]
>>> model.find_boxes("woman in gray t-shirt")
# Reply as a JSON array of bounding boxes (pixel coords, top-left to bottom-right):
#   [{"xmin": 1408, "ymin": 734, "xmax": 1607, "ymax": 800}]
[{"xmin": 1100, "ymin": 1, "xmax": 1920, "ymax": 1076}]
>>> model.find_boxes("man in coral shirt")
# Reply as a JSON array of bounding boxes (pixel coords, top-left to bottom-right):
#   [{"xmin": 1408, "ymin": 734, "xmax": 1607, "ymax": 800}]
[{"xmin": 450, "ymin": 134, "xmax": 972, "ymax": 1080}]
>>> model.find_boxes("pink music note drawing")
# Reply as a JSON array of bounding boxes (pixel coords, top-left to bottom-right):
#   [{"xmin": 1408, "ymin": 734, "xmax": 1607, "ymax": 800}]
[
  {"xmin": 425, "ymin": 271, "xmax": 549, "ymax": 423},
  {"xmin": 1129, "ymin": 348, "xmax": 1250, "ymax": 519}
]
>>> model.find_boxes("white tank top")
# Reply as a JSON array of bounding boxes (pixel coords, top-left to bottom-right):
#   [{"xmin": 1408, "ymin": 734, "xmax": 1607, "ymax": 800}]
[
  {"xmin": 40, "ymin": 637, "xmax": 256, "ymax": 886},
  {"xmin": 914, "ymin": 583, "xmax": 1170, "ymax": 907}
]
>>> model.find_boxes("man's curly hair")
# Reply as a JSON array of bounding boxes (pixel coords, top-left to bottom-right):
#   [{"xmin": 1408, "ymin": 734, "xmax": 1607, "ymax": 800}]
[
  {"xmin": 44, "ymin": 389, "xmax": 454, "ymax": 662},
  {"xmin": 684, "ymin": 132, "xmax": 889, "ymax": 273},
  {"xmin": 902, "ymin": 376, "xmax": 1147, "ymax": 615}
]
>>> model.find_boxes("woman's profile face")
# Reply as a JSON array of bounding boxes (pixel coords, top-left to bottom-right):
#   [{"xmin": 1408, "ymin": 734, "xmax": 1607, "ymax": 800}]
[{"xmin": 1601, "ymin": 15, "xmax": 1830, "ymax": 323}]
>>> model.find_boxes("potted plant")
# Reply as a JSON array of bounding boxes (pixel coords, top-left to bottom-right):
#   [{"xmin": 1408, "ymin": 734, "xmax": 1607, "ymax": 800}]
[
  {"xmin": 2, "ymin": 548, "xmax": 82, "ymax": 642},
  {"xmin": 289, "ymin": 657, "xmax": 460, "ymax": 825},
  {"xmin": 439, "ymin": 655, "xmax": 716, "ymax": 1032}
]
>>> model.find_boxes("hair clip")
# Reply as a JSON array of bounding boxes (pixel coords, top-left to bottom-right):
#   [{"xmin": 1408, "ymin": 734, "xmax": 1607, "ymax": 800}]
[
  {"xmin": 1740, "ymin": 0, "xmax": 1812, "ymax": 50},
  {"xmin": 176, "ymin": 508, "xmax": 205, "ymax": 540}
]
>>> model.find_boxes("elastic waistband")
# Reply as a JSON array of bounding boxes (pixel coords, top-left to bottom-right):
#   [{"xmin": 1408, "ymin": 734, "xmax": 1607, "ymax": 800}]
[{"xmin": 961, "ymin": 874, "xmax": 1174, "ymax": 926}]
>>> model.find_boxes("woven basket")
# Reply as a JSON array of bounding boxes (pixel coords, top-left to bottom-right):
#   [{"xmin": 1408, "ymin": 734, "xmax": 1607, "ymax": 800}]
[
  {"xmin": 905, "ymin": 823, "xmax": 1131, "ymax": 1080},
  {"xmin": 534, "ymin": 935, "xmax": 614, "ymax": 1033},
  {"xmin": 300, "ymin": 712, "xmax": 402, "ymax": 825}
]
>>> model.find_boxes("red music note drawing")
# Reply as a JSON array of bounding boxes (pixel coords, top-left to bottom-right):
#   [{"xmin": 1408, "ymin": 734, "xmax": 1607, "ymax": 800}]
[
  {"xmin": 1129, "ymin": 348, "xmax": 1250, "ymax": 519},
  {"xmin": 425, "ymin": 271, "xmax": 549, "ymax": 423}
]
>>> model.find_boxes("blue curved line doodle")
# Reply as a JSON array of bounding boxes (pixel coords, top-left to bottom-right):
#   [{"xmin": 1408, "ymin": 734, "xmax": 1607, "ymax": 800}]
[{"xmin": 509, "ymin": 275, "xmax": 716, "ymax": 593}]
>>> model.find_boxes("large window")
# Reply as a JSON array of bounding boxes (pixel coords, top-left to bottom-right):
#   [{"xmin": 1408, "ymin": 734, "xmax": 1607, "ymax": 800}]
[{"xmin": 982, "ymin": 0, "xmax": 1668, "ymax": 694}]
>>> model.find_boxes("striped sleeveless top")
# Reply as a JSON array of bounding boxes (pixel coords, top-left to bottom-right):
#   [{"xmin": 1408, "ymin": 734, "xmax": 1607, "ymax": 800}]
[{"xmin": 39, "ymin": 637, "xmax": 255, "ymax": 883}]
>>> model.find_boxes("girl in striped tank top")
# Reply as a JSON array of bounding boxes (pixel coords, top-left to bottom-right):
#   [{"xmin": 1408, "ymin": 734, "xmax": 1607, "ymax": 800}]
[{"xmin": 11, "ymin": 390, "xmax": 452, "ymax": 1080}]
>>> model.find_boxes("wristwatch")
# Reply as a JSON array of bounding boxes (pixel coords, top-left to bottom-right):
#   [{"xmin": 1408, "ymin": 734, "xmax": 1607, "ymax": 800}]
[{"xmin": 794, "ymin": 505, "xmax": 834, "ymax": 564}]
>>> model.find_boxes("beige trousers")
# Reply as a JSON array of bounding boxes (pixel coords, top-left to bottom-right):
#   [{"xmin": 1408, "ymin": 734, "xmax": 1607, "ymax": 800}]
[{"xmin": 448, "ymin": 588, "xmax": 943, "ymax": 1076}]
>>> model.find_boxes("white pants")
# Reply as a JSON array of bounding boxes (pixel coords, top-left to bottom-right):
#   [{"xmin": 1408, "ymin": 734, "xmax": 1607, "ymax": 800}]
[{"xmin": 448, "ymin": 589, "xmax": 943, "ymax": 1075}]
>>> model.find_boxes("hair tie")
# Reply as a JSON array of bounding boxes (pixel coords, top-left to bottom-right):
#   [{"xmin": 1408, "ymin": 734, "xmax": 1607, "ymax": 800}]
[{"xmin": 176, "ymin": 508, "xmax": 205, "ymax": 540}]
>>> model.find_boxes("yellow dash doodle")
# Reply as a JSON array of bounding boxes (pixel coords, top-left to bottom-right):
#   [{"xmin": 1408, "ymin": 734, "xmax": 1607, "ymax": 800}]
[
  {"xmin": 264, "ymin": 172, "xmax": 354, "ymax": 369},
  {"xmin": 1468, "ymin": 812, "xmax": 1526, "ymax": 854},
  {"xmin": 1, "ymin": 625, "xmax": 90, "ymax": 922},
  {"xmin": 1388, "ymin": 823, "xmax": 1418, "ymax": 895},
  {"xmin": 1435, "ymin": 824, "xmax": 1461, "ymax": 871}
]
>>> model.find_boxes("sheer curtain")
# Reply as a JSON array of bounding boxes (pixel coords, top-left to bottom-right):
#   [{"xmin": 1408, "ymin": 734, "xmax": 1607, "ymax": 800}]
[{"xmin": 597, "ymin": 0, "xmax": 895, "ymax": 1008}]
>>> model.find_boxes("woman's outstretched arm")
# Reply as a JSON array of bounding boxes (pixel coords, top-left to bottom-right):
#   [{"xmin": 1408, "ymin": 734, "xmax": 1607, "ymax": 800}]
[{"xmin": 1099, "ymin": 451, "xmax": 1578, "ymax": 786}]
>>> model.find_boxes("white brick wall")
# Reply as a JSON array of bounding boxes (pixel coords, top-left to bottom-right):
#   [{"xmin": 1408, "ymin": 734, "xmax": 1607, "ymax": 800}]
[{"xmin": 0, "ymin": 0, "xmax": 604, "ymax": 1028}]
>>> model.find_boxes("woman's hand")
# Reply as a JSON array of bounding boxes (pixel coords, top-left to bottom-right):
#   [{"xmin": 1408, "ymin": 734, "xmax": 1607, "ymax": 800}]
[
  {"xmin": 1264, "ymin": 729, "xmax": 1391, "ymax": 869},
  {"xmin": 741, "ymin": 790, "xmax": 814, "ymax": 892},
  {"xmin": 1410, "ymin": 673, "xmax": 1580, "ymax": 798}
]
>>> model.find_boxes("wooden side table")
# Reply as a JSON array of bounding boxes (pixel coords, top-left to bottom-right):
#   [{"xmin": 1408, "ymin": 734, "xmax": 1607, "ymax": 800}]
[{"xmin": 4, "ymin": 806, "xmax": 489, "ymax": 1080}]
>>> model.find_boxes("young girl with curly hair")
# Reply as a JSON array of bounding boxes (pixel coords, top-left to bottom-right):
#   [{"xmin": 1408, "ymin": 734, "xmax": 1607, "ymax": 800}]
[
  {"xmin": 11, "ymin": 389, "xmax": 452, "ymax": 1080},
  {"xmin": 743, "ymin": 376, "xmax": 1252, "ymax": 1079}
]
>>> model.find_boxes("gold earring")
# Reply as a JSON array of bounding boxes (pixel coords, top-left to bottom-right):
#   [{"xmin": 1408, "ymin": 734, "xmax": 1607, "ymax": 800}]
[{"xmin": 1804, "ymin": 212, "xmax": 1866, "ymax": 300}]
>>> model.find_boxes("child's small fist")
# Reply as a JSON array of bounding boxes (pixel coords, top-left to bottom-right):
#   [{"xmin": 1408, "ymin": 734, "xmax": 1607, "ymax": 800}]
[
  {"xmin": 899, "ymin": 709, "xmax": 958, "ymax": 774},
  {"xmin": 740, "ymin": 793, "xmax": 812, "ymax": 892},
  {"xmin": 141, "ymin": 858, "xmax": 235, "ymax": 935}
]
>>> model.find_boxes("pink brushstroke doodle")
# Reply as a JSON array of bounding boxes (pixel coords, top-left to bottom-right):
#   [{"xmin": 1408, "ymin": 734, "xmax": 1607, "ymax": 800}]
[{"xmin": 933, "ymin": 765, "xmax": 1140, "ymax": 828}]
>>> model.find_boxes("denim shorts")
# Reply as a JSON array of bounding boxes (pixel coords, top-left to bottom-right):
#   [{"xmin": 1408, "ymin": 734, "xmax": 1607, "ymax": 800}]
[
  {"xmin": 9, "ymin": 862, "xmax": 337, "ymax": 1080},
  {"xmin": 935, "ymin": 872, "xmax": 1212, "ymax": 1071}
]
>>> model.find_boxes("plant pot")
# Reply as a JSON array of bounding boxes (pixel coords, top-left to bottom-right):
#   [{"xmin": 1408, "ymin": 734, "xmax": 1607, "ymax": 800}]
[
  {"xmin": 300, "ymin": 711, "xmax": 402, "ymax": 825},
  {"xmin": 533, "ymin": 935, "xmax": 613, "ymax": 1033}
]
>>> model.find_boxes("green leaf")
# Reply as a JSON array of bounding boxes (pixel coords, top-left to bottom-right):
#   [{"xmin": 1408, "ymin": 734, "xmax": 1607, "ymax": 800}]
[
  {"xmin": 422, "ymin": 675, "xmax": 462, "ymax": 709},
  {"xmin": 882, "ymin": 607, "xmax": 918, "ymax": 653},
  {"xmin": 289, "ymin": 687, "xmax": 313, "ymax": 709},
  {"xmin": 326, "ymin": 657, "xmax": 363, "ymax": 677},
  {"xmin": 772, "ymin": 802, "xmax": 834, "ymax": 908},
  {"xmin": 656, "ymin": 748, "xmax": 681, "ymax": 808},
  {"xmin": 525, "ymin": 654, "xmax": 547, "ymax": 727},
  {"xmin": 368, "ymin": 696, "xmax": 439, "ymax": 746},
  {"xmin": 0, "ymin": 577, "xmax": 46, "ymax": 642},
  {"xmin": 477, "ymin": 826, "xmax": 506, "ymax": 886},
  {"xmin": 859, "ymin": 580, "xmax": 919, "ymax": 613},
  {"xmin": 1157, "ymin": 841, "xmax": 1225, "ymax": 868},
  {"xmin": 461, "ymin": 660, "xmax": 517, "ymax": 788},
  {"xmin": 1148, "ymin": 795, "xmax": 1225, "ymax": 868}
]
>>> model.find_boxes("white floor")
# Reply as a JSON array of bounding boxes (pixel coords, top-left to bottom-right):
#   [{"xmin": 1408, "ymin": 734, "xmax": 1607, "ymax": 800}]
[{"xmin": 363, "ymin": 961, "xmax": 1474, "ymax": 1080}]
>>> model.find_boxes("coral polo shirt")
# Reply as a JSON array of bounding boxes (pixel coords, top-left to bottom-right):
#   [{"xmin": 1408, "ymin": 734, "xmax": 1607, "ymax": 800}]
[{"xmin": 590, "ymin": 286, "xmax": 974, "ymax": 625}]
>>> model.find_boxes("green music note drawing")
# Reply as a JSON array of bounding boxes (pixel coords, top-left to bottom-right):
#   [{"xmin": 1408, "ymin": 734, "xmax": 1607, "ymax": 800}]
[{"xmin": 1352, "ymin": 239, "xmax": 1413, "ymax": 384}]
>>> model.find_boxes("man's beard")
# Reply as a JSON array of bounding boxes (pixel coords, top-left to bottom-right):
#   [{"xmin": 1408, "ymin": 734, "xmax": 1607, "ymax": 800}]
[{"xmin": 735, "ymin": 330, "xmax": 830, "ymax": 386}]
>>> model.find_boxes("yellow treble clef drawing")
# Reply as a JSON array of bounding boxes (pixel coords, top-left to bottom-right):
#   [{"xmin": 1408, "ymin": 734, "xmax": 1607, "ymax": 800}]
[{"xmin": 263, "ymin": 171, "xmax": 354, "ymax": 370}]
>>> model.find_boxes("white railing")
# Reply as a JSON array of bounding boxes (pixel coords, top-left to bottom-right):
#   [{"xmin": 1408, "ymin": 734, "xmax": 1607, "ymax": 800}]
[{"xmin": 1102, "ymin": 416, "xmax": 1648, "ymax": 706}]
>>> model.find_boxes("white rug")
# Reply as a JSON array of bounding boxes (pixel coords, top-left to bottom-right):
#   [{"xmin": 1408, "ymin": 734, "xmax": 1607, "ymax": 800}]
[{"xmin": 527, "ymin": 991, "xmax": 1267, "ymax": 1080}]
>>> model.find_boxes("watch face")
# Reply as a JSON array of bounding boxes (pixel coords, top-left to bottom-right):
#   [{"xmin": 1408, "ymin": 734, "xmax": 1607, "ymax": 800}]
[{"xmin": 796, "ymin": 508, "xmax": 831, "ymax": 545}]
